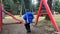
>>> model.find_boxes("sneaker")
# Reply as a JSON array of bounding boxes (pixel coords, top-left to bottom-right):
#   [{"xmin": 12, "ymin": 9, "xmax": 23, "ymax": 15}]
[{"xmin": 27, "ymin": 30, "xmax": 31, "ymax": 33}]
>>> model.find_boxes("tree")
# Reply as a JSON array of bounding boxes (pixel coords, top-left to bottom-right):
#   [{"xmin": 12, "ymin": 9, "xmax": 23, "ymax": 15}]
[
  {"xmin": 24, "ymin": 0, "xmax": 30, "ymax": 9},
  {"xmin": 53, "ymin": 0, "xmax": 60, "ymax": 13},
  {"xmin": 3, "ymin": 0, "xmax": 22, "ymax": 15},
  {"xmin": 3, "ymin": 0, "xmax": 14, "ymax": 13}
]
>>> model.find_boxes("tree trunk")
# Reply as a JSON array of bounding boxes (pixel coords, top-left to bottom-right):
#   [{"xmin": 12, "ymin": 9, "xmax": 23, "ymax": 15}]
[
  {"xmin": 45, "ymin": 0, "xmax": 52, "ymax": 20},
  {"xmin": 24, "ymin": 0, "xmax": 30, "ymax": 9},
  {"xmin": 20, "ymin": 5, "xmax": 22, "ymax": 16}
]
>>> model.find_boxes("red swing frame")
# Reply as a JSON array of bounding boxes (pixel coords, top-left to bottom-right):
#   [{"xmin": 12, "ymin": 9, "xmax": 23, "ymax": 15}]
[
  {"xmin": 0, "ymin": 0, "xmax": 60, "ymax": 32},
  {"xmin": 36, "ymin": 0, "xmax": 60, "ymax": 32},
  {"xmin": 0, "ymin": 2, "xmax": 2, "ymax": 32},
  {"xmin": 0, "ymin": 2, "xmax": 24, "ymax": 32}
]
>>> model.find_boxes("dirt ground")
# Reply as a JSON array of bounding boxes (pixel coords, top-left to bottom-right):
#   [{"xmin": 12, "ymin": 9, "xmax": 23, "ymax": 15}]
[
  {"xmin": 2, "ymin": 24, "xmax": 48, "ymax": 34},
  {"xmin": 1, "ymin": 16, "xmax": 59, "ymax": 34},
  {"xmin": 2, "ymin": 24, "xmax": 55, "ymax": 34}
]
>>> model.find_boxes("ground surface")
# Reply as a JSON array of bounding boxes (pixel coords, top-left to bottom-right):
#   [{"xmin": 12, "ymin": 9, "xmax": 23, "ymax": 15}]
[
  {"xmin": 2, "ymin": 15, "xmax": 47, "ymax": 34},
  {"xmin": 1, "ymin": 14, "xmax": 60, "ymax": 34},
  {"xmin": 2, "ymin": 24, "xmax": 53, "ymax": 34}
]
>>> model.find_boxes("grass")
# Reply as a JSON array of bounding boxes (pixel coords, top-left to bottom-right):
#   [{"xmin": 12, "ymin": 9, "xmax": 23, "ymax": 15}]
[
  {"xmin": 4, "ymin": 14, "xmax": 60, "ymax": 26},
  {"xmin": 36, "ymin": 14, "xmax": 60, "ymax": 29},
  {"xmin": 54, "ymin": 14, "xmax": 60, "ymax": 26},
  {"xmin": 5, "ymin": 15, "xmax": 23, "ymax": 20},
  {"xmin": 34, "ymin": 14, "xmax": 60, "ymax": 33},
  {"xmin": 4, "ymin": 14, "xmax": 60, "ymax": 33}
]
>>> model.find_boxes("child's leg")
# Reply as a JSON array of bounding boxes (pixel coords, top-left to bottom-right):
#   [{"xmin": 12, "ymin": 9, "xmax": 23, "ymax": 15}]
[{"xmin": 25, "ymin": 23, "xmax": 31, "ymax": 33}]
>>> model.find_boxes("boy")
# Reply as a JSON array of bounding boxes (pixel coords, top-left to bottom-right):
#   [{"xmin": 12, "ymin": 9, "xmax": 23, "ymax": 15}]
[{"xmin": 23, "ymin": 10, "xmax": 34, "ymax": 33}]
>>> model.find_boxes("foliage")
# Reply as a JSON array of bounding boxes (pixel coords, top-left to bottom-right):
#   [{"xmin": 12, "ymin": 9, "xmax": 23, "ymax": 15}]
[
  {"xmin": 3, "ymin": 0, "xmax": 21, "ymax": 14},
  {"xmin": 53, "ymin": 0, "xmax": 60, "ymax": 13}
]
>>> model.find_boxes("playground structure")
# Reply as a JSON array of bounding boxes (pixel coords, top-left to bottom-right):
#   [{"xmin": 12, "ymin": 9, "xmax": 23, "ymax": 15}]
[
  {"xmin": 35, "ymin": 0, "xmax": 60, "ymax": 32},
  {"xmin": 0, "ymin": 0, "xmax": 60, "ymax": 33}
]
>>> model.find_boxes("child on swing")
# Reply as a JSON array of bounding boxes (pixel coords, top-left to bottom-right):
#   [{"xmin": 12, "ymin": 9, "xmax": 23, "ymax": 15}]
[{"xmin": 23, "ymin": 9, "xmax": 34, "ymax": 33}]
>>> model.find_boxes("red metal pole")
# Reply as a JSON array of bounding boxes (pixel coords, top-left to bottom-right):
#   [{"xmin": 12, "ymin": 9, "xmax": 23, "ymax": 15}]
[
  {"xmin": 0, "ymin": 3, "xmax": 2, "ymax": 32},
  {"xmin": 3, "ymin": 9, "xmax": 24, "ymax": 23},
  {"xmin": 43, "ymin": 0, "xmax": 60, "ymax": 32},
  {"xmin": 35, "ymin": 0, "xmax": 43, "ymax": 25}
]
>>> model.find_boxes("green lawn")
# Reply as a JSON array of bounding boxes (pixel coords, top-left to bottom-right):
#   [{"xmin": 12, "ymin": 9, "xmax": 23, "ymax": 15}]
[
  {"xmin": 34, "ymin": 14, "xmax": 60, "ymax": 33},
  {"xmin": 54, "ymin": 14, "xmax": 60, "ymax": 26},
  {"xmin": 5, "ymin": 14, "xmax": 60, "ymax": 26},
  {"xmin": 36, "ymin": 14, "xmax": 60, "ymax": 28},
  {"xmin": 4, "ymin": 14, "xmax": 60, "ymax": 33}
]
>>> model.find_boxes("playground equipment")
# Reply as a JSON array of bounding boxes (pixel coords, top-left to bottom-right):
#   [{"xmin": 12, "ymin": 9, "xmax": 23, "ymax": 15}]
[
  {"xmin": 0, "ymin": 0, "xmax": 60, "ymax": 32},
  {"xmin": 35, "ymin": 0, "xmax": 60, "ymax": 32},
  {"xmin": 0, "ymin": 1, "xmax": 24, "ymax": 32},
  {"xmin": 0, "ymin": 2, "xmax": 2, "ymax": 32}
]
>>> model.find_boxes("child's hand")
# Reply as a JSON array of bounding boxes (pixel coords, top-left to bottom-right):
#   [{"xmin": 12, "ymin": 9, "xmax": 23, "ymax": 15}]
[
  {"xmin": 20, "ymin": 21, "xmax": 22, "ymax": 24},
  {"xmin": 32, "ymin": 23, "xmax": 37, "ymax": 27},
  {"xmin": 20, "ymin": 20, "xmax": 25, "ymax": 24},
  {"xmin": 19, "ymin": 20, "xmax": 23, "ymax": 24},
  {"xmin": 32, "ymin": 20, "xmax": 37, "ymax": 26}
]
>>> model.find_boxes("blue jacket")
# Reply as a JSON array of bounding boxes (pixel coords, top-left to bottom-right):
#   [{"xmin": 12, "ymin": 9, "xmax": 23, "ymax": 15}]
[{"xmin": 23, "ymin": 11, "xmax": 34, "ymax": 24}]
